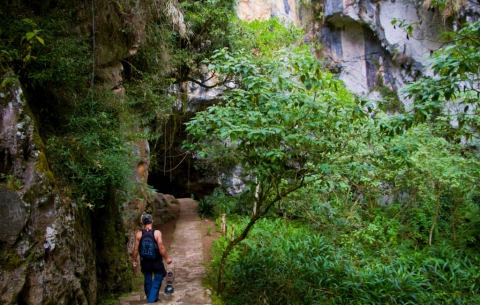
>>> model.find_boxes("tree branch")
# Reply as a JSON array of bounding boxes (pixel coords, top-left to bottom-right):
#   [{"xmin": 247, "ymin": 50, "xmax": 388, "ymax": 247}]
[
  {"xmin": 216, "ymin": 177, "xmax": 306, "ymax": 293},
  {"xmin": 186, "ymin": 75, "xmax": 232, "ymax": 89}
]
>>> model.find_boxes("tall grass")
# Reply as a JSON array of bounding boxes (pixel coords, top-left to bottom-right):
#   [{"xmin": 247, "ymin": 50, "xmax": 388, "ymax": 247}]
[{"xmin": 209, "ymin": 218, "xmax": 480, "ymax": 304}]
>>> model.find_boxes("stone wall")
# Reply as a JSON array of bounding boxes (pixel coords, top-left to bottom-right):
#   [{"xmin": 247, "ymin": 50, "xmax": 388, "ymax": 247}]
[
  {"xmin": 0, "ymin": 83, "xmax": 96, "ymax": 305},
  {"xmin": 0, "ymin": 0, "xmax": 164, "ymax": 303},
  {"xmin": 320, "ymin": 0, "xmax": 446, "ymax": 106}
]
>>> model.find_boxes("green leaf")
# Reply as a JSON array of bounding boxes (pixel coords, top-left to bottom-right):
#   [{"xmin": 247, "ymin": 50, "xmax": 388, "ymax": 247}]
[
  {"xmin": 319, "ymin": 164, "xmax": 331, "ymax": 174},
  {"xmin": 444, "ymin": 89, "xmax": 452, "ymax": 100},
  {"xmin": 36, "ymin": 36, "xmax": 45, "ymax": 45},
  {"xmin": 26, "ymin": 32, "xmax": 35, "ymax": 41}
]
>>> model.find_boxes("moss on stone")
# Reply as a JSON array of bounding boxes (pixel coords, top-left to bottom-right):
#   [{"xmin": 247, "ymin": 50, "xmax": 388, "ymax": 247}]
[
  {"xmin": 32, "ymin": 130, "xmax": 46, "ymax": 152},
  {"xmin": 23, "ymin": 101, "xmax": 56, "ymax": 186},
  {"xmin": 375, "ymin": 74, "xmax": 404, "ymax": 113},
  {"xmin": 3, "ymin": 252, "xmax": 23, "ymax": 271},
  {"xmin": 35, "ymin": 151, "xmax": 55, "ymax": 185},
  {"xmin": 94, "ymin": 188, "xmax": 134, "ymax": 302}
]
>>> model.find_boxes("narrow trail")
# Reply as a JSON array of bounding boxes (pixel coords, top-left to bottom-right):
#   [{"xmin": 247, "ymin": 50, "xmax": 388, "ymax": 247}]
[{"xmin": 119, "ymin": 198, "xmax": 212, "ymax": 305}]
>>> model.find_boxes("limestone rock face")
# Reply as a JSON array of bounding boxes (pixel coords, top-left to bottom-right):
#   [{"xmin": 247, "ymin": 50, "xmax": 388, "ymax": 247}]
[
  {"xmin": 320, "ymin": 0, "xmax": 447, "ymax": 104},
  {"xmin": 152, "ymin": 193, "xmax": 179, "ymax": 224},
  {"xmin": 179, "ymin": 72, "xmax": 227, "ymax": 113},
  {"xmin": 238, "ymin": 0, "xmax": 299, "ymax": 24},
  {"xmin": 0, "ymin": 83, "xmax": 96, "ymax": 305},
  {"xmin": 236, "ymin": 0, "xmax": 478, "ymax": 108},
  {"xmin": 98, "ymin": 62, "xmax": 125, "ymax": 92},
  {"xmin": 238, "ymin": 0, "xmax": 272, "ymax": 21}
]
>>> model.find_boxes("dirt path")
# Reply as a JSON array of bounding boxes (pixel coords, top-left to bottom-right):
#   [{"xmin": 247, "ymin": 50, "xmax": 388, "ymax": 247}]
[{"xmin": 119, "ymin": 198, "xmax": 212, "ymax": 304}]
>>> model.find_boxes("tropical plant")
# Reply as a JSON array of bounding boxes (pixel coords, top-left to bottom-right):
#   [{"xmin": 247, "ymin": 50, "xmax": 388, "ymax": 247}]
[
  {"xmin": 184, "ymin": 47, "xmax": 378, "ymax": 291},
  {"xmin": 385, "ymin": 20, "xmax": 480, "ymax": 140},
  {"xmin": 209, "ymin": 217, "xmax": 480, "ymax": 304}
]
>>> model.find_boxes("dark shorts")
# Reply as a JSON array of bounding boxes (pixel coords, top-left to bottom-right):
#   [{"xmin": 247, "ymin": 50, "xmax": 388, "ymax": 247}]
[{"xmin": 141, "ymin": 258, "xmax": 166, "ymax": 275}]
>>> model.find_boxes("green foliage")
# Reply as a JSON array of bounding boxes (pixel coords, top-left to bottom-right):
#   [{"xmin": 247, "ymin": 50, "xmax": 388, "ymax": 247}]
[
  {"xmin": 417, "ymin": 0, "xmax": 467, "ymax": 18},
  {"xmin": 281, "ymin": 122, "xmax": 480, "ymax": 248},
  {"xmin": 376, "ymin": 74, "xmax": 404, "ymax": 113},
  {"xmin": 0, "ymin": 17, "xmax": 44, "ymax": 74},
  {"xmin": 123, "ymin": 74, "xmax": 175, "ymax": 128},
  {"xmin": 50, "ymin": 124, "xmax": 135, "ymax": 208},
  {"xmin": 230, "ymin": 18, "xmax": 306, "ymax": 58},
  {"xmin": 199, "ymin": 197, "xmax": 215, "ymax": 219},
  {"xmin": 199, "ymin": 188, "xmax": 246, "ymax": 219},
  {"xmin": 185, "ymin": 48, "xmax": 374, "ymax": 189},
  {"xmin": 209, "ymin": 217, "xmax": 480, "ymax": 304},
  {"xmin": 174, "ymin": 0, "xmax": 236, "ymax": 80},
  {"xmin": 371, "ymin": 37, "xmax": 480, "ymax": 246},
  {"xmin": 184, "ymin": 44, "xmax": 379, "ymax": 293},
  {"xmin": 177, "ymin": 6, "xmax": 480, "ymax": 305},
  {"xmin": 123, "ymin": 11, "xmax": 178, "ymax": 128},
  {"xmin": 0, "ymin": 1, "xmax": 186, "ymax": 207},
  {"xmin": 0, "ymin": 174, "xmax": 24, "ymax": 191},
  {"xmin": 184, "ymin": 47, "xmax": 379, "ymax": 228},
  {"xmin": 378, "ymin": 125, "xmax": 480, "ymax": 245},
  {"xmin": 192, "ymin": 42, "xmax": 480, "ymax": 303},
  {"xmin": 384, "ymin": 21, "xmax": 480, "ymax": 140}
]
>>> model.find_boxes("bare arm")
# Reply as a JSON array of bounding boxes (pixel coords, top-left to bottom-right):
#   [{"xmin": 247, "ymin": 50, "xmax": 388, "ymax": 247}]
[
  {"xmin": 155, "ymin": 230, "xmax": 172, "ymax": 264},
  {"xmin": 132, "ymin": 231, "xmax": 141, "ymax": 268}
]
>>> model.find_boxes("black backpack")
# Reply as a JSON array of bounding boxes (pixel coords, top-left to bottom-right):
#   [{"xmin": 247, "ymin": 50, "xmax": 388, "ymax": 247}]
[{"xmin": 140, "ymin": 229, "xmax": 158, "ymax": 259}]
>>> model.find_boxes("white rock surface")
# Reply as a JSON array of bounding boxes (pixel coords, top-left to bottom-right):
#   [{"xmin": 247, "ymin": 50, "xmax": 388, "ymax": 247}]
[{"xmin": 236, "ymin": 0, "xmax": 478, "ymax": 104}]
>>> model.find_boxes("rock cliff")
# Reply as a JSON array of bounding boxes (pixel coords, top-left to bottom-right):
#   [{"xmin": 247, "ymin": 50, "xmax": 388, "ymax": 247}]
[
  {"xmin": 319, "ymin": 0, "xmax": 445, "ymax": 106},
  {"xmin": 236, "ymin": 0, "xmax": 478, "ymax": 109},
  {"xmin": 0, "ymin": 83, "xmax": 97, "ymax": 304},
  {"xmin": 0, "ymin": 0, "xmax": 172, "ymax": 303},
  {"xmin": 1, "ymin": 0, "xmax": 477, "ymax": 303}
]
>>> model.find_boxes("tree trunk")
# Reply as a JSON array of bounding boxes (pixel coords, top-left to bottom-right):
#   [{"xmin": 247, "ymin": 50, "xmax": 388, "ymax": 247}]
[
  {"xmin": 429, "ymin": 182, "xmax": 441, "ymax": 246},
  {"xmin": 216, "ymin": 180, "xmax": 305, "ymax": 293},
  {"xmin": 216, "ymin": 212, "xmax": 262, "ymax": 293}
]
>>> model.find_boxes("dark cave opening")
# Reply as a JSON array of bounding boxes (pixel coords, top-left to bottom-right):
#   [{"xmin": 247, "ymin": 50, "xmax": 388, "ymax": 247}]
[
  {"xmin": 147, "ymin": 106, "xmax": 221, "ymax": 200},
  {"xmin": 147, "ymin": 169, "xmax": 218, "ymax": 200}
]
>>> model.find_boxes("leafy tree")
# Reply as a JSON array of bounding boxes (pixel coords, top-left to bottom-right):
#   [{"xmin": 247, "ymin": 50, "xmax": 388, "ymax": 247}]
[
  {"xmin": 184, "ymin": 48, "xmax": 377, "ymax": 291},
  {"xmin": 376, "ymin": 15, "xmax": 480, "ymax": 248},
  {"xmin": 229, "ymin": 17, "xmax": 306, "ymax": 58},
  {"xmin": 385, "ymin": 21, "xmax": 480, "ymax": 141},
  {"xmin": 175, "ymin": 0, "xmax": 237, "ymax": 82},
  {"xmin": 377, "ymin": 125, "xmax": 480, "ymax": 245}
]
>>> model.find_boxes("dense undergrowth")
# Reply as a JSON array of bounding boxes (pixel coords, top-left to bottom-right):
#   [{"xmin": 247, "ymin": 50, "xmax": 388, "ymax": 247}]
[
  {"xmin": 0, "ymin": 0, "xmax": 238, "ymax": 302},
  {"xmin": 2, "ymin": 0, "xmax": 480, "ymax": 303},
  {"xmin": 202, "ymin": 179, "xmax": 480, "ymax": 303},
  {"xmin": 209, "ymin": 216, "xmax": 479, "ymax": 304},
  {"xmin": 187, "ymin": 6, "xmax": 480, "ymax": 305}
]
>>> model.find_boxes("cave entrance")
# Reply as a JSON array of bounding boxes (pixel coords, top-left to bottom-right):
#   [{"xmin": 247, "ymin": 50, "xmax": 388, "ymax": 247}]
[
  {"xmin": 147, "ymin": 100, "xmax": 221, "ymax": 200},
  {"xmin": 147, "ymin": 162, "xmax": 218, "ymax": 200}
]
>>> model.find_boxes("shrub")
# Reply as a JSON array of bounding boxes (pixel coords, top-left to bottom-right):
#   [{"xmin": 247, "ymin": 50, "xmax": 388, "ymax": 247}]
[
  {"xmin": 209, "ymin": 218, "xmax": 480, "ymax": 304},
  {"xmin": 199, "ymin": 197, "xmax": 215, "ymax": 219}
]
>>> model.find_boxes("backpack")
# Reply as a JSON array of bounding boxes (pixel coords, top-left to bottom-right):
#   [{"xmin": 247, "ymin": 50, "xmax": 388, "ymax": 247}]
[{"xmin": 139, "ymin": 229, "xmax": 158, "ymax": 259}]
